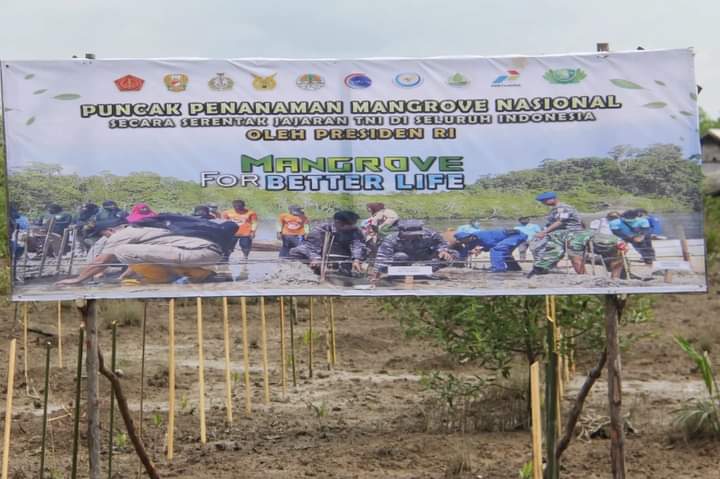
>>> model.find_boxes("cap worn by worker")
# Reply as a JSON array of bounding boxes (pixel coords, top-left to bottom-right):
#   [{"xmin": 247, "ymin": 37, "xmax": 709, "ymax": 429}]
[
  {"xmin": 535, "ymin": 192, "xmax": 557, "ymax": 202},
  {"xmin": 289, "ymin": 205, "xmax": 303, "ymax": 215},
  {"xmin": 102, "ymin": 200, "xmax": 117, "ymax": 208}
]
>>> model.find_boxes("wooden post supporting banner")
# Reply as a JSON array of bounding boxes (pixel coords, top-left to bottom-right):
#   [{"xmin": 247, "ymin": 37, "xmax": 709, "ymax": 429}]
[
  {"xmin": 240, "ymin": 297, "xmax": 252, "ymax": 416},
  {"xmin": 290, "ymin": 297, "xmax": 298, "ymax": 387},
  {"xmin": 81, "ymin": 299, "xmax": 101, "ymax": 479},
  {"xmin": 529, "ymin": 362, "xmax": 542, "ymax": 479},
  {"xmin": 40, "ymin": 342, "xmax": 51, "ymax": 479},
  {"xmin": 139, "ymin": 302, "xmax": 147, "ymax": 441},
  {"xmin": 279, "ymin": 297, "xmax": 288, "ymax": 396},
  {"xmin": 1, "ymin": 340, "xmax": 17, "ymax": 479},
  {"xmin": 167, "ymin": 299, "xmax": 176, "ymax": 461},
  {"xmin": 222, "ymin": 297, "xmax": 233, "ymax": 424},
  {"xmin": 70, "ymin": 327, "xmax": 84, "ymax": 479},
  {"xmin": 57, "ymin": 301, "xmax": 64, "ymax": 368},
  {"xmin": 196, "ymin": 298, "xmax": 207, "ymax": 444},
  {"xmin": 308, "ymin": 297, "xmax": 314, "ymax": 379},
  {"xmin": 544, "ymin": 296, "xmax": 559, "ymax": 479},
  {"xmin": 260, "ymin": 297, "xmax": 270, "ymax": 404},
  {"xmin": 108, "ymin": 322, "xmax": 118, "ymax": 479},
  {"xmin": 605, "ymin": 295, "xmax": 626, "ymax": 478}
]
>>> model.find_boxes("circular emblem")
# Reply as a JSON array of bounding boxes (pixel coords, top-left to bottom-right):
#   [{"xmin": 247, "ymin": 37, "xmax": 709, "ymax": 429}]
[
  {"xmin": 447, "ymin": 73, "xmax": 470, "ymax": 87},
  {"xmin": 296, "ymin": 73, "xmax": 325, "ymax": 91},
  {"xmin": 394, "ymin": 72, "xmax": 423, "ymax": 88},
  {"xmin": 163, "ymin": 73, "xmax": 189, "ymax": 92},
  {"xmin": 208, "ymin": 73, "xmax": 234, "ymax": 91},
  {"xmin": 344, "ymin": 73, "xmax": 372, "ymax": 89}
]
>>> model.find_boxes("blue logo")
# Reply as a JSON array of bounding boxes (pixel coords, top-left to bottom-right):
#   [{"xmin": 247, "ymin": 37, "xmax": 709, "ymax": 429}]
[
  {"xmin": 344, "ymin": 73, "xmax": 372, "ymax": 89},
  {"xmin": 394, "ymin": 72, "xmax": 423, "ymax": 88}
]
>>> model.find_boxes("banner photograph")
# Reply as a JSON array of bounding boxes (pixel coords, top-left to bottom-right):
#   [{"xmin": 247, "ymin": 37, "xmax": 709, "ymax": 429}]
[{"xmin": 1, "ymin": 48, "xmax": 706, "ymax": 300}]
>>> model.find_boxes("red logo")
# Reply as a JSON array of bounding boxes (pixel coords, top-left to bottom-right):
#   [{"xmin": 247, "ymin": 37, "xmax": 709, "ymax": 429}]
[{"xmin": 114, "ymin": 74, "xmax": 144, "ymax": 91}]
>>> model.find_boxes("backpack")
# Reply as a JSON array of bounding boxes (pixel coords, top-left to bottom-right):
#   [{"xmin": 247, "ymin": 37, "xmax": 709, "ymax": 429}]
[{"xmin": 133, "ymin": 214, "xmax": 239, "ymax": 254}]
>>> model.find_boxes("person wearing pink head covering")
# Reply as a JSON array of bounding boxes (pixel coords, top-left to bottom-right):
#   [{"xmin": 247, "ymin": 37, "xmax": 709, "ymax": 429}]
[{"xmin": 127, "ymin": 203, "xmax": 158, "ymax": 223}]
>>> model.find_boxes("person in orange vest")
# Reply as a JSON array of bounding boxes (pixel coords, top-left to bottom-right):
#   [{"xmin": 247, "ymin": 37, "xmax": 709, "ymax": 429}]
[
  {"xmin": 277, "ymin": 205, "xmax": 309, "ymax": 258},
  {"xmin": 221, "ymin": 199, "xmax": 258, "ymax": 259}
]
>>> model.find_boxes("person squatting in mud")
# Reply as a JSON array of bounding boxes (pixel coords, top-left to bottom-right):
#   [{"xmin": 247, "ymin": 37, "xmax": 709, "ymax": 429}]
[
  {"xmin": 370, "ymin": 220, "xmax": 458, "ymax": 283},
  {"xmin": 288, "ymin": 210, "xmax": 367, "ymax": 276}
]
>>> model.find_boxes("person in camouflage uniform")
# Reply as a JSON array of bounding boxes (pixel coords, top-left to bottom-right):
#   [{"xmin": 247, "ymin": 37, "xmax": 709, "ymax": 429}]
[
  {"xmin": 288, "ymin": 211, "xmax": 367, "ymax": 276},
  {"xmin": 372, "ymin": 220, "xmax": 457, "ymax": 280},
  {"xmin": 527, "ymin": 192, "xmax": 585, "ymax": 277},
  {"xmin": 566, "ymin": 229, "xmax": 627, "ymax": 278}
]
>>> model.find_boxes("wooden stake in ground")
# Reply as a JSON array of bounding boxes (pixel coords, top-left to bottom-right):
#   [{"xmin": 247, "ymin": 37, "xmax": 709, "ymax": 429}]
[
  {"xmin": 529, "ymin": 361, "xmax": 542, "ymax": 479},
  {"xmin": 138, "ymin": 301, "xmax": 147, "ymax": 441},
  {"xmin": 108, "ymin": 322, "xmax": 118, "ymax": 479},
  {"xmin": 308, "ymin": 297, "xmax": 314, "ymax": 378},
  {"xmin": 325, "ymin": 298, "xmax": 332, "ymax": 370},
  {"xmin": 279, "ymin": 297, "xmax": 288, "ymax": 396},
  {"xmin": 240, "ymin": 297, "xmax": 252, "ymax": 415},
  {"xmin": 81, "ymin": 299, "xmax": 101, "ymax": 479},
  {"xmin": 22, "ymin": 303, "xmax": 28, "ymax": 389},
  {"xmin": 290, "ymin": 297, "xmax": 298, "ymax": 387},
  {"xmin": 40, "ymin": 341, "xmax": 51, "ymax": 479},
  {"xmin": 71, "ymin": 326, "xmax": 84, "ymax": 479},
  {"xmin": 2, "ymin": 339, "xmax": 17, "ymax": 479},
  {"xmin": 260, "ymin": 297, "xmax": 271, "ymax": 404},
  {"xmin": 222, "ymin": 297, "xmax": 233, "ymax": 424},
  {"xmin": 57, "ymin": 301, "xmax": 64, "ymax": 368},
  {"xmin": 196, "ymin": 298, "xmax": 207, "ymax": 444},
  {"xmin": 167, "ymin": 299, "xmax": 176, "ymax": 461},
  {"xmin": 329, "ymin": 298, "xmax": 337, "ymax": 366}
]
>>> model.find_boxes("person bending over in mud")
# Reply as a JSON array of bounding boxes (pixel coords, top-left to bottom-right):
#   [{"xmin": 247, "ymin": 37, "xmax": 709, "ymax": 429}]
[
  {"xmin": 371, "ymin": 220, "xmax": 457, "ymax": 283},
  {"xmin": 55, "ymin": 215, "xmax": 238, "ymax": 286},
  {"xmin": 289, "ymin": 210, "xmax": 367, "ymax": 276}
]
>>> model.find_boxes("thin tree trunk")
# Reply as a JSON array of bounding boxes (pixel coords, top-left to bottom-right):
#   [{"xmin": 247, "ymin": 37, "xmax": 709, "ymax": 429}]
[
  {"xmin": 98, "ymin": 349, "xmax": 159, "ymax": 479},
  {"xmin": 605, "ymin": 295, "xmax": 626, "ymax": 478},
  {"xmin": 556, "ymin": 348, "xmax": 607, "ymax": 458},
  {"xmin": 81, "ymin": 300, "xmax": 100, "ymax": 479}
]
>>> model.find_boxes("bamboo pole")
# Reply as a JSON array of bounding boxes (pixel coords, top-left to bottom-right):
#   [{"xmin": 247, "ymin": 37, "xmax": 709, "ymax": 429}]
[
  {"xmin": 57, "ymin": 301, "xmax": 63, "ymax": 368},
  {"xmin": 1, "ymin": 339, "xmax": 17, "ymax": 479},
  {"xmin": 40, "ymin": 342, "xmax": 51, "ymax": 479},
  {"xmin": 260, "ymin": 297, "xmax": 270, "ymax": 404},
  {"xmin": 55, "ymin": 228, "xmax": 70, "ymax": 275},
  {"xmin": 530, "ymin": 361, "xmax": 542, "ymax": 479},
  {"xmin": 108, "ymin": 322, "xmax": 118, "ymax": 479},
  {"xmin": 139, "ymin": 302, "xmax": 147, "ymax": 441},
  {"xmin": 544, "ymin": 295, "xmax": 559, "ymax": 479},
  {"xmin": 196, "ymin": 298, "xmax": 207, "ymax": 444},
  {"xmin": 329, "ymin": 298, "xmax": 337, "ymax": 366},
  {"xmin": 308, "ymin": 297, "xmax": 314, "ymax": 379},
  {"xmin": 222, "ymin": 297, "xmax": 233, "ymax": 424},
  {"xmin": 70, "ymin": 327, "xmax": 84, "ymax": 479},
  {"xmin": 240, "ymin": 297, "xmax": 252, "ymax": 415},
  {"xmin": 38, "ymin": 215, "xmax": 55, "ymax": 278},
  {"xmin": 279, "ymin": 297, "xmax": 288, "ymax": 396},
  {"xmin": 167, "ymin": 299, "xmax": 176, "ymax": 461},
  {"xmin": 290, "ymin": 298, "xmax": 298, "ymax": 387}
]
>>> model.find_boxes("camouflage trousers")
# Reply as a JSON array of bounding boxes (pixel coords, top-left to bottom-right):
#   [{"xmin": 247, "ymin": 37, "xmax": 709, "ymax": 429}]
[
  {"xmin": 530, "ymin": 230, "xmax": 571, "ymax": 271},
  {"xmin": 566, "ymin": 230, "xmax": 620, "ymax": 261}
]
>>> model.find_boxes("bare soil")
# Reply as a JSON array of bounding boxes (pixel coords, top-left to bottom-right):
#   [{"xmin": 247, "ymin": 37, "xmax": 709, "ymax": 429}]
[{"xmin": 1, "ymin": 271, "xmax": 720, "ymax": 478}]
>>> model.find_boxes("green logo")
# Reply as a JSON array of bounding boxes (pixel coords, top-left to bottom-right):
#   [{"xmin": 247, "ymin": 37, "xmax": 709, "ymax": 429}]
[{"xmin": 543, "ymin": 68, "xmax": 587, "ymax": 84}]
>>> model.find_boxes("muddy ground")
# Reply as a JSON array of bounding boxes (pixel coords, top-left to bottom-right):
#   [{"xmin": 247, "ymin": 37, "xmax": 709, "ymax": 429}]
[{"xmin": 1, "ymin": 270, "xmax": 720, "ymax": 478}]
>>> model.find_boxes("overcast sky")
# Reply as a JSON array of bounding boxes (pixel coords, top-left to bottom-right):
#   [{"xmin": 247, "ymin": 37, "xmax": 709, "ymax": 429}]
[{"xmin": 1, "ymin": 0, "xmax": 718, "ymax": 116}]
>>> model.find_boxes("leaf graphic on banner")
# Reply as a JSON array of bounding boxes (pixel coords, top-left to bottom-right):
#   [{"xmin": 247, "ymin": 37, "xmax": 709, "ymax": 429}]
[
  {"xmin": 690, "ymin": 92, "xmax": 698, "ymax": 101},
  {"xmin": 654, "ymin": 80, "xmax": 666, "ymax": 86},
  {"xmin": 53, "ymin": 93, "xmax": 81, "ymax": 100},
  {"xmin": 26, "ymin": 116, "xmax": 35, "ymax": 125},
  {"xmin": 24, "ymin": 74, "xmax": 35, "ymax": 80},
  {"xmin": 642, "ymin": 101, "xmax": 667, "ymax": 109},
  {"xmin": 679, "ymin": 111, "xmax": 694, "ymax": 116},
  {"xmin": 33, "ymin": 89, "xmax": 47, "ymax": 95},
  {"xmin": 610, "ymin": 79, "xmax": 643, "ymax": 89}
]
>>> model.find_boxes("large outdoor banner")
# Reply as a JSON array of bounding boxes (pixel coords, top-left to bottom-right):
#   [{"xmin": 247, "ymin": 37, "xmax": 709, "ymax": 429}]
[{"xmin": 1, "ymin": 49, "xmax": 706, "ymax": 300}]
